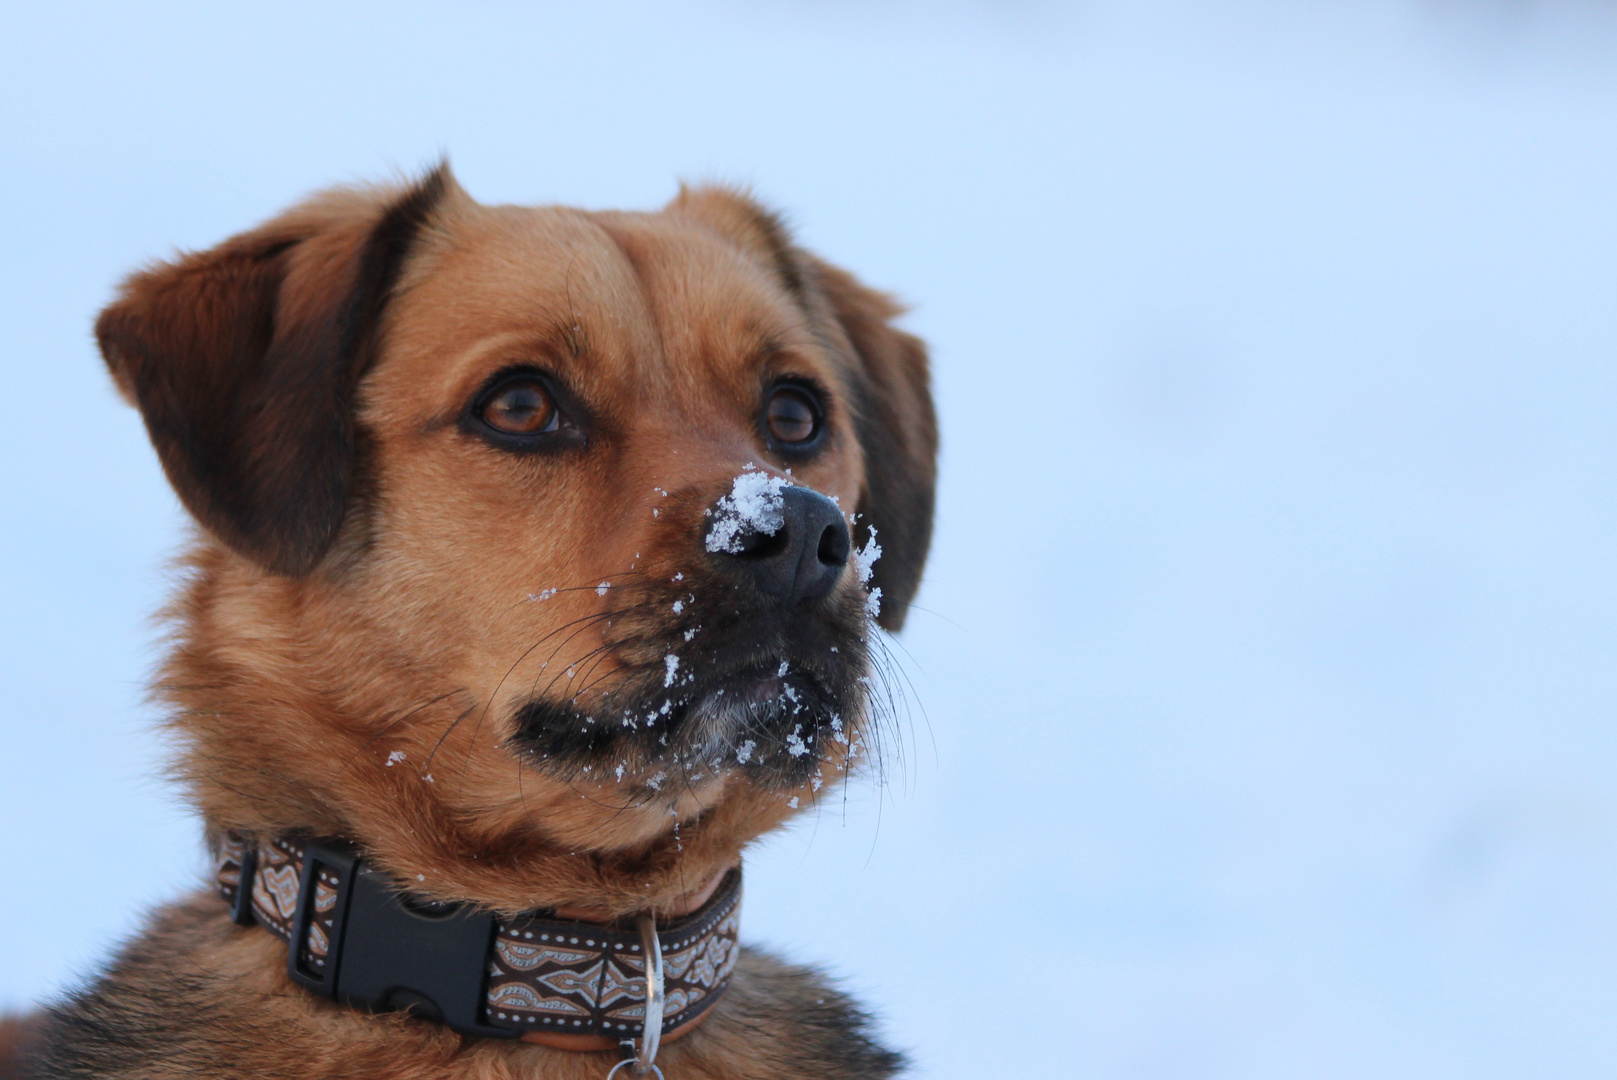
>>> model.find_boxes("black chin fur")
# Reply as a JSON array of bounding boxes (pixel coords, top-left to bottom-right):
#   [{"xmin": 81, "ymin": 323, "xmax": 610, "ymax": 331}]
[{"xmin": 509, "ymin": 590, "xmax": 871, "ymax": 793}]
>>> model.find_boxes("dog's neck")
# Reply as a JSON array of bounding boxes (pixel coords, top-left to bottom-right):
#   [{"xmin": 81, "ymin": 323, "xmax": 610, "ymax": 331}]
[{"xmin": 548, "ymin": 867, "xmax": 731, "ymax": 924}]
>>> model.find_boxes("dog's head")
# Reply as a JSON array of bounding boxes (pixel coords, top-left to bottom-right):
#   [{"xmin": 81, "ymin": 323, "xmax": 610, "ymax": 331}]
[{"xmin": 96, "ymin": 166, "xmax": 935, "ymax": 913}]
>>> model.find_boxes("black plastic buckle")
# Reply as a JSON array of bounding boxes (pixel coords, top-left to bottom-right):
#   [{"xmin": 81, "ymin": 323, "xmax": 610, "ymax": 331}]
[
  {"xmin": 286, "ymin": 838, "xmax": 358, "ymax": 996},
  {"xmin": 227, "ymin": 841, "xmax": 258, "ymax": 927},
  {"xmin": 286, "ymin": 838, "xmax": 515, "ymax": 1040}
]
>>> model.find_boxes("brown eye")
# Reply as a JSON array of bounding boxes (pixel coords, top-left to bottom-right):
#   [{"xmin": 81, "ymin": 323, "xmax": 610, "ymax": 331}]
[
  {"xmin": 766, "ymin": 386, "xmax": 821, "ymax": 445},
  {"xmin": 481, "ymin": 378, "xmax": 557, "ymax": 435}
]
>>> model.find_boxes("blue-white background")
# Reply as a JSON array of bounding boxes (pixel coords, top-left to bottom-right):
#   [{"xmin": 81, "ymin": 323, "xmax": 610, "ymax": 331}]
[{"xmin": 5, "ymin": 2, "xmax": 1617, "ymax": 1076}]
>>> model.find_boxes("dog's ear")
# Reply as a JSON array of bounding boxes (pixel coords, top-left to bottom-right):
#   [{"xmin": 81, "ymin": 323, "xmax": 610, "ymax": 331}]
[
  {"xmin": 806, "ymin": 256, "xmax": 938, "ymax": 631},
  {"xmin": 95, "ymin": 167, "xmax": 450, "ymax": 575},
  {"xmin": 670, "ymin": 186, "xmax": 938, "ymax": 630}
]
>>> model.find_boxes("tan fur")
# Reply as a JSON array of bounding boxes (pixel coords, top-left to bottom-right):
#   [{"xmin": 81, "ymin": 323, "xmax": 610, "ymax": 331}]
[{"xmin": 24, "ymin": 168, "xmax": 933, "ymax": 1079}]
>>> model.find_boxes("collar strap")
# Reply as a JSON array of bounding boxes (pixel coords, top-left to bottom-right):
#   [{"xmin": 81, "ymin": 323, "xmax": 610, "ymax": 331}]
[{"xmin": 217, "ymin": 833, "xmax": 741, "ymax": 1043}]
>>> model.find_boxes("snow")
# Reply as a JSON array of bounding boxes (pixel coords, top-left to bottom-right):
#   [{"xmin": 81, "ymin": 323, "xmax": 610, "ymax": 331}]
[
  {"xmin": 854, "ymin": 527, "xmax": 884, "ymax": 616},
  {"xmin": 663, "ymin": 653, "xmax": 679, "ymax": 687},
  {"xmin": 705, "ymin": 471, "xmax": 789, "ymax": 554},
  {"xmin": 852, "ymin": 526, "xmax": 881, "ymax": 585},
  {"xmin": 9, "ymin": 6, "xmax": 1617, "ymax": 1079}
]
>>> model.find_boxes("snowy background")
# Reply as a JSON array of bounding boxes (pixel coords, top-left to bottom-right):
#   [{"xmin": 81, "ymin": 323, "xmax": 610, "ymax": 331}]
[{"xmin": 6, "ymin": 2, "xmax": 1617, "ymax": 1076}]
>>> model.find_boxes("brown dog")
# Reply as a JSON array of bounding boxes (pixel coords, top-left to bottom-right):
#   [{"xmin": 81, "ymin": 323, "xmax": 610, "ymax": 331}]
[{"xmin": 15, "ymin": 166, "xmax": 935, "ymax": 1080}]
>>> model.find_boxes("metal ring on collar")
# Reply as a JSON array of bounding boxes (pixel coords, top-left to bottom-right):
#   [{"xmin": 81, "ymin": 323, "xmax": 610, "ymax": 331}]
[
  {"xmin": 606, "ymin": 1058, "xmax": 664, "ymax": 1080},
  {"xmin": 635, "ymin": 911, "xmax": 665, "ymax": 1071}
]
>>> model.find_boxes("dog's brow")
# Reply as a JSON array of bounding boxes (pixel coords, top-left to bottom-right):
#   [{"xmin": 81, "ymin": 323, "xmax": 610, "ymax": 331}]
[
  {"xmin": 584, "ymin": 214, "xmax": 672, "ymax": 372},
  {"xmin": 534, "ymin": 314, "xmax": 590, "ymax": 363}
]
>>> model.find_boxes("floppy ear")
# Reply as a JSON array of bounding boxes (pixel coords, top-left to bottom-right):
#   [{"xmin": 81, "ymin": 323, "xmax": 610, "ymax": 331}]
[
  {"xmin": 806, "ymin": 257, "xmax": 938, "ymax": 631},
  {"xmin": 95, "ymin": 166, "xmax": 449, "ymax": 575}
]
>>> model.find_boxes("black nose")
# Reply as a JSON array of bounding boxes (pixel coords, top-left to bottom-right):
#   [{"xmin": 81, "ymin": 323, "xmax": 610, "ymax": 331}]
[{"xmin": 707, "ymin": 485, "xmax": 851, "ymax": 603}]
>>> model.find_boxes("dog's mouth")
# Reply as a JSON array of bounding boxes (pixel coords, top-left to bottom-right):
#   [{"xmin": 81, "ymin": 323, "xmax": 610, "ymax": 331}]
[
  {"xmin": 678, "ymin": 662, "xmax": 841, "ymax": 761},
  {"xmin": 508, "ymin": 650, "xmax": 861, "ymax": 793}
]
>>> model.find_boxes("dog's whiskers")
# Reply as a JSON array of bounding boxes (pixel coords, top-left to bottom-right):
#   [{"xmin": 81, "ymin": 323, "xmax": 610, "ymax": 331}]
[
  {"xmin": 487, "ymin": 584, "xmax": 646, "ymax": 709},
  {"xmin": 423, "ymin": 701, "xmax": 478, "ymax": 775},
  {"xmin": 334, "ymin": 689, "xmax": 469, "ymax": 779},
  {"xmin": 529, "ymin": 602, "xmax": 662, "ymax": 705}
]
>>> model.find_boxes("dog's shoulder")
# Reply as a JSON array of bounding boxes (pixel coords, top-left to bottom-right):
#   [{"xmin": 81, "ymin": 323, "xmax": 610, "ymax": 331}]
[
  {"xmin": 670, "ymin": 949, "xmax": 908, "ymax": 1079},
  {"xmin": 32, "ymin": 892, "xmax": 476, "ymax": 1079},
  {"xmin": 28, "ymin": 901, "xmax": 905, "ymax": 1080},
  {"xmin": 25, "ymin": 893, "xmax": 418, "ymax": 1080}
]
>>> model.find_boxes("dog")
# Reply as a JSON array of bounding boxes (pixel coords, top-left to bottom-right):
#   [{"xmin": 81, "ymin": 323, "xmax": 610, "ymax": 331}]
[{"xmin": 6, "ymin": 165, "xmax": 935, "ymax": 1080}]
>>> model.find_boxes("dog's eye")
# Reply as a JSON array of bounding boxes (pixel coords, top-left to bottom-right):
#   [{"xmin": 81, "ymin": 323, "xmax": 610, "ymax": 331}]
[
  {"xmin": 481, "ymin": 378, "xmax": 558, "ymax": 435},
  {"xmin": 766, "ymin": 386, "xmax": 821, "ymax": 445}
]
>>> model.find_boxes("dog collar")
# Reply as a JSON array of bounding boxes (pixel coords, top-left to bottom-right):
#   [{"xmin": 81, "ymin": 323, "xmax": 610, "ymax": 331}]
[{"xmin": 215, "ymin": 833, "xmax": 741, "ymax": 1049}]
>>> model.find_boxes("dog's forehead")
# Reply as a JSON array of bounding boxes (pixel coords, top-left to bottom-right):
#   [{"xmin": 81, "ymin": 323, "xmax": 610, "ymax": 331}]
[{"xmin": 381, "ymin": 201, "xmax": 822, "ymax": 410}]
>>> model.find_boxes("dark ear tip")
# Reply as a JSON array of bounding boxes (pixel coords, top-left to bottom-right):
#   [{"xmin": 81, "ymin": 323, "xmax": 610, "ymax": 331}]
[
  {"xmin": 875, "ymin": 608, "xmax": 908, "ymax": 633},
  {"xmin": 250, "ymin": 536, "xmax": 335, "ymax": 578},
  {"xmin": 93, "ymin": 299, "xmax": 126, "ymax": 361},
  {"xmin": 94, "ymin": 302, "xmax": 142, "ymax": 403}
]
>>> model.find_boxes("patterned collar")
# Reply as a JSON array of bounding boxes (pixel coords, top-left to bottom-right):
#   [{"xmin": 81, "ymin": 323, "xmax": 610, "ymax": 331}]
[{"xmin": 216, "ymin": 832, "xmax": 741, "ymax": 1050}]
